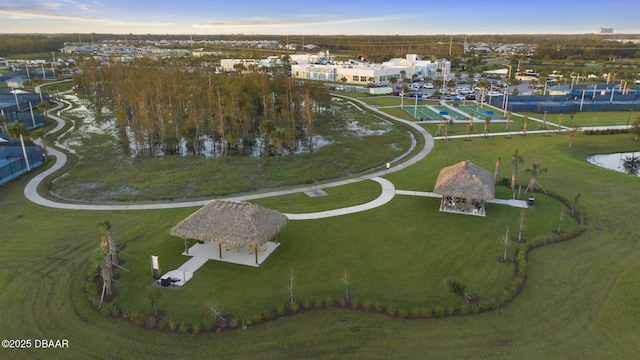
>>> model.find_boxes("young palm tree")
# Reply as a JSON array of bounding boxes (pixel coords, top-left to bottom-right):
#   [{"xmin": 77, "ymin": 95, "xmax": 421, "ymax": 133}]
[
  {"xmin": 91, "ymin": 246, "xmax": 113, "ymax": 300},
  {"xmin": 525, "ymin": 162, "xmax": 548, "ymax": 192},
  {"xmin": 510, "ymin": 149, "xmax": 524, "ymax": 190},
  {"xmin": 446, "ymin": 278, "xmax": 473, "ymax": 304},
  {"xmin": 97, "ymin": 220, "xmax": 118, "ymax": 265},
  {"xmin": 493, "ymin": 157, "xmax": 502, "ymax": 185},
  {"xmin": 521, "ymin": 114, "xmax": 528, "ymax": 136},
  {"xmin": 8, "ymin": 120, "xmax": 31, "ymax": 171},
  {"xmin": 557, "ymin": 114, "xmax": 564, "ymax": 134},
  {"xmin": 483, "ymin": 115, "xmax": 491, "ymax": 138}
]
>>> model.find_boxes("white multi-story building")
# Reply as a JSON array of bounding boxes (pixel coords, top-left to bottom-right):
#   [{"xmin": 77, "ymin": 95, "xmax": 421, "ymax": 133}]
[
  {"xmin": 290, "ymin": 54, "xmax": 450, "ymax": 85},
  {"xmin": 220, "ymin": 56, "xmax": 284, "ymax": 72}
]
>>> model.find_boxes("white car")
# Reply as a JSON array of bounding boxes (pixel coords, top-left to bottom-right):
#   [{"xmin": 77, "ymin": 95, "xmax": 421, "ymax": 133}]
[
  {"xmin": 334, "ymin": 86, "xmax": 346, "ymax": 91},
  {"xmin": 422, "ymin": 83, "xmax": 434, "ymax": 89}
]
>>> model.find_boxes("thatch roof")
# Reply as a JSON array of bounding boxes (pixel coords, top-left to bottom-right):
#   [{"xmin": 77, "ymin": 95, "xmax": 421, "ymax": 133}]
[
  {"xmin": 170, "ymin": 200, "xmax": 288, "ymax": 247},
  {"xmin": 434, "ymin": 160, "xmax": 495, "ymax": 200}
]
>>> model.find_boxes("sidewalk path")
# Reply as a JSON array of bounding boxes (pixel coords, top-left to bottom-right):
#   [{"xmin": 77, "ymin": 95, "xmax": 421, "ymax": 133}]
[{"xmin": 23, "ymin": 93, "xmax": 434, "ymax": 219}]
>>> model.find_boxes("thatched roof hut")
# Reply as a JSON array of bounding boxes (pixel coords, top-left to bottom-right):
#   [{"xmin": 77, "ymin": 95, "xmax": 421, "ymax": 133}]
[
  {"xmin": 434, "ymin": 161, "xmax": 495, "ymax": 215},
  {"xmin": 170, "ymin": 200, "xmax": 288, "ymax": 263}
]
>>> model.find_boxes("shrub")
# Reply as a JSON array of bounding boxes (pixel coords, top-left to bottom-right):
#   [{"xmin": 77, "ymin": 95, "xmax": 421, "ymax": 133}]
[
  {"xmin": 168, "ymin": 319, "xmax": 177, "ymax": 331},
  {"xmin": 192, "ymin": 323, "xmax": 200, "ymax": 334},
  {"xmin": 179, "ymin": 323, "xmax": 189, "ymax": 334},
  {"xmin": 276, "ymin": 303, "xmax": 285, "ymax": 316},
  {"xmin": 146, "ymin": 315, "xmax": 157, "ymax": 330},
  {"xmin": 251, "ymin": 313, "xmax": 263, "ymax": 324},
  {"xmin": 435, "ymin": 306, "xmax": 445, "ymax": 317},
  {"xmin": 420, "ymin": 307, "xmax": 432, "ymax": 318},
  {"xmin": 374, "ymin": 301, "xmax": 383, "ymax": 312},
  {"xmin": 446, "ymin": 306, "xmax": 456, "ymax": 316},
  {"xmin": 350, "ymin": 298, "xmax": 360, "ymax": 309},
  {"xmin": 398, "ymin": 309, "xmax": 409, "ymax": 319},
  {"xmin": 385, "ymin": 305, "xmax": 397, "ymax": 316},
  {"xmin": 461, "ymin": 304, "xmax": 470, "ymax": 314},
  {"xmin": 289, "ymin": 302, "xmax": 300, "ymax": 313},
  {"xmin": 362, "ymin": 299, "xmax": 372, "ymax": 310},
  {"xmin": 229, "ymin": 317, "xmax": 239, "ymax": 328}
]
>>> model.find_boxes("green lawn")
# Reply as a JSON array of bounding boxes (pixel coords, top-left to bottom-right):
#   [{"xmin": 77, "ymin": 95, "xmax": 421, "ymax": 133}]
[{"xmin": 1, "ymin": 93, "xmax": 640, "ymax": 358}]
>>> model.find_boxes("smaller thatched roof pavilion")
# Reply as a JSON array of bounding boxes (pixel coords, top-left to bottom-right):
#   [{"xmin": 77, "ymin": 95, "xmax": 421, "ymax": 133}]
[
  {"xmin": 170, "ymin": 200, "xmax": 289, "ymax": 265},
  {"xmin": 434, "ymin": 160, "xmax": 495, "ymax": 216}
]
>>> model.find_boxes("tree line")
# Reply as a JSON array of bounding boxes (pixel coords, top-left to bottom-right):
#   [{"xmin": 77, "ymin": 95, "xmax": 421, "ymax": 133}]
[
  {"xmin": 74, "ymin": 57, "xmax": 331, "ymax": 157},
  {"xmin": 0, "ymin": 35, "xmax": 63, "ymax": 56}
]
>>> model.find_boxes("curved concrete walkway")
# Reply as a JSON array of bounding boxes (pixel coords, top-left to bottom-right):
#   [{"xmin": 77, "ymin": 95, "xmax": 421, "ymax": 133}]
[{"xmin": 23, "ymin": 91, "xmax": 435, "ymax": 220}]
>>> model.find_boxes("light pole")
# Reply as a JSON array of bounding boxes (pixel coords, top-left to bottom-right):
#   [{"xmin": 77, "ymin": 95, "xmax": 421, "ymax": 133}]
[{"xmin": 50, "ymin": 52, "xmax": 56, "ymax": 78}]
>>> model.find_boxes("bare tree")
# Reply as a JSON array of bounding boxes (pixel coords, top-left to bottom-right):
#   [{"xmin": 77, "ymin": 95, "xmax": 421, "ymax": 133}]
[
  {"xmin": 204, "ymin": 300, "xmax": 225, "ymax": 323},
  {"xmin": 342, "ymin": 268, "xmax": 350, "ymax": 302},
  {"xmin": 500, "ymin": 226, "xmax": 510, "ymax": 262},
  {"xmin": 517, "ymin": 209, "xmax": 526, "ymax": 243},
  {"xmin": 286, "ymin": 268, "xmax": 296, "ymax": 304}
]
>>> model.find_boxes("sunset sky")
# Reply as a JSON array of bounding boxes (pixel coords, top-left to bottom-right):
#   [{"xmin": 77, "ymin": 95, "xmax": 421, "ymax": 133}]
[{"xmin": 0, "ymin": 0, "xmax": 638, "ymax": 35}]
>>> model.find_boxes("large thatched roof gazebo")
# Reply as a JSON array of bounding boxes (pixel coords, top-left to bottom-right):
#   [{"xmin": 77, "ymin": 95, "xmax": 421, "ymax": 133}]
[
  {"xmin": 434, "ymin": 160, "xmax": 495, "ymax": 216},
  {"xmin": 170, "ymin": 200, "xmax": 288, "ymax": 266}
]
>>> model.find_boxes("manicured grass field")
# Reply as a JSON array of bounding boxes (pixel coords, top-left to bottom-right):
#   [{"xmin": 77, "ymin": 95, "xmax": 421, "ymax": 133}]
[{"xmin": 1, "ymin": 93, "xmax": 640, "ymax": 358}]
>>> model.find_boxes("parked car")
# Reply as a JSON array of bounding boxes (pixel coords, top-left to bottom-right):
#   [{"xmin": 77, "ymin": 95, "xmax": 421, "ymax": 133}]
[
  {"xmin": 465, "ymin": 94, "xmax": 476, "ymax": 100},
  {"xmin": 334, "ymin": 86, "xmax": 346, "ymax": 91},
  {"xmin": 422, "ymin": 83, "xmax": 435, "ymax": 89}
]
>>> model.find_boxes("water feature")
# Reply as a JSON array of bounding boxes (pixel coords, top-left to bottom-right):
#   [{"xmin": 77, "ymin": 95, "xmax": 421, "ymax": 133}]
[{"xmin": 586, "ymin": 152, "xmax": 639, "ymax": 176}]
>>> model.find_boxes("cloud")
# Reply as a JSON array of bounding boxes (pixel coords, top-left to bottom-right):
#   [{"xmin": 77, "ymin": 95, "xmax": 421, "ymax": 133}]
[
  {"xmin": 194, "ymin": 15, "xmax": 418, "ymax": 30},
  {"xmin": 0, "ymin": 9, "xmax": 173, "ymax": 27}
]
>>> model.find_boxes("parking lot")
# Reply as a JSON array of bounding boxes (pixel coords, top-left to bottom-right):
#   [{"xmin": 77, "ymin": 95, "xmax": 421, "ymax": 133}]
[{"xmin": 343, "ymin": 73, "xmax": 533, "ymax": 104}]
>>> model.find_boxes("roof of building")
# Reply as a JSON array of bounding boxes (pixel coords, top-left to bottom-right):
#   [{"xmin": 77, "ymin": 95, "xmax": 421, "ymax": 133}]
[
  {"xmin": 434, "ymin": 161, "xmax": 495, "ymax": 200},
  {"xmin": 170, "ymin": 200, "xmax": 288, "ymax": 248}
]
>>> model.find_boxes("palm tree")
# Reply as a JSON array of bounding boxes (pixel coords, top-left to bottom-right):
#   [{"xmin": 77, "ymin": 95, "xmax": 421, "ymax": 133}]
[
  {"xmin": 30, "ymin": 128, "xmax": 49, "ymax": 163},
  {"xmin": 557, "ymin": 114, "xmax": 563, "ymax": 134},
  {"xmin": 510, "ymin": 149, "xmax": 524, "ymax": 190},
  {"xmin": 91, "ymin": 245, "xmax": 113, "ymax": 301},
  {"xmin": 493, "ymin": 157, "xmax": 502, "ymax": 184},
  {"xmin": 446, "ymin": 278, "xmax": 473, "ymax": 304},
  {"xmin": 483, "ymin": 115, "xmax": 491, "ymax": 138},
  {"xmin": 521, "ymin": 114, "xmax": 528, "ymax": 136},
  {"xmin": 97, "ymin": 220, "xmax": 118, "ymax": 265},
  {"xmin": 8, "ymin": 120, "xmax": 31, "ymax": 171},
  {"xmin": 622, "ymin": 154, "xmax": 640, "ymax": 175},
  {"xmin": 525, "ymin": 162, "xmax": 547, "ymax": 192}
]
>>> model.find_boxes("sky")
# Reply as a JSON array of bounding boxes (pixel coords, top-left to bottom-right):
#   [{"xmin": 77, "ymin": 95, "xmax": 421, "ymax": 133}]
[{"xmin": 0, "ymin": 0, "xmax": 638, "ymax": 36}]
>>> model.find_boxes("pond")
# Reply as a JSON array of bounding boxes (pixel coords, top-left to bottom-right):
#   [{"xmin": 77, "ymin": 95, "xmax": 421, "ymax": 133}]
[{"xmin": 586, "ymin": 152, "xmax": 640, "ymax": 176}]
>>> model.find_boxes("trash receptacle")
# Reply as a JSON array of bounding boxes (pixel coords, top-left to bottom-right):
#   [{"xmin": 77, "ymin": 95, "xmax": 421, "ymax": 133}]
[
  {"xmin": 161, "ymin": 277, "xmax": 171, "ymax": 287},
  {"xmin": 528, "ymin": 197, "xmax": 534, "ymax": 208}
]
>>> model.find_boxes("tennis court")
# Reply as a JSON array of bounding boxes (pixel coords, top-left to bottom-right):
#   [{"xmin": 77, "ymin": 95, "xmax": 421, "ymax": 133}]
[
  {"xmin": 401, "ymin": 106, "xmax": 442, "ymax": 120},
  {"xmin": 433, "ymin": 106, "xmax": 467, "ymax": 120},
  {"xmin": 458, "ymin": 105, "xmax": 502, "ymax": 120}
]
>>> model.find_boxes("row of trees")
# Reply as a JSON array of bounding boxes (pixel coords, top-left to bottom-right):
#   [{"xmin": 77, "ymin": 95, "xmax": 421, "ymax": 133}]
[
  {"xmin": 75, "ymin": 57, "xmax": 331, "ymax": 157},
  {"xmin": 0, "ymin": 35, "xmax": 63, "ymax": 56}
]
